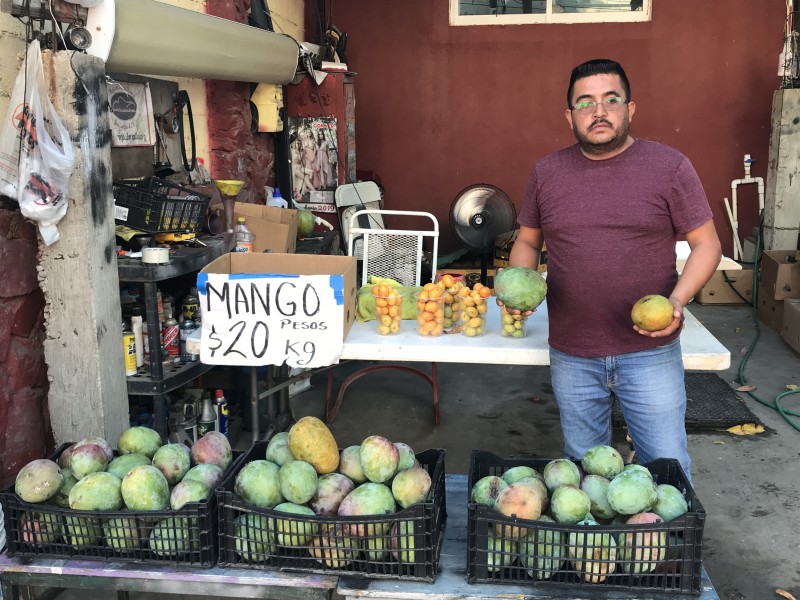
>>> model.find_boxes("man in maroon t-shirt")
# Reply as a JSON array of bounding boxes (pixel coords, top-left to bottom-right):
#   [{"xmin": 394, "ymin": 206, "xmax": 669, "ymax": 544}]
[{"xmin": 509, "ymin": 59, "xmax": 721, "ymax": 479}]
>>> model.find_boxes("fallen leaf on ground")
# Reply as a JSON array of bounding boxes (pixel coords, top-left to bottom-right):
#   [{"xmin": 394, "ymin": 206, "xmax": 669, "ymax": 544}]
[
  {"xmin": 776, "ymin": 589, "xmax": 796, "ymax": 600},
  {"xmin": 786, "ymin": 384, "xmax": 799, "ymax": 391},
  {"xmin": 736, "ymin": 385, "xmax": 757, "ymax": 392},
  {"xmin": 725, "ymin": 423, "xmax": 765, "ymax": 436},
  {"xmin": 713, "ymin": 441, "xmax": 725, "ymax": 445}
]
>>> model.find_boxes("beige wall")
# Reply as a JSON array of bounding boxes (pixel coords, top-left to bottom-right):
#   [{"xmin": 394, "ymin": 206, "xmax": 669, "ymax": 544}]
[{"xmin": 0, "ymin": 0, "xmax": 304, "ymax": 168}]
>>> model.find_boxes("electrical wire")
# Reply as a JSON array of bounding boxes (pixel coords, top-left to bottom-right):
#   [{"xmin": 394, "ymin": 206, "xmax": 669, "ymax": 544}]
[{"xmin": 735, "ymin": 211, "xmax": 800, "ymax": 432}]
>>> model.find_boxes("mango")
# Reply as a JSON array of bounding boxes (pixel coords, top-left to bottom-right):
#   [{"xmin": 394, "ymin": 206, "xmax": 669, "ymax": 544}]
[
  {"xmin": 363, "ymin": 534, "xmax": 390, "ymax": 560},
  {"xmin": 65, "ymin": 516, "xmax": 102, "ymax": 548},
  {"xmin": 551, "ymin": 484, "xmax": 591, "ymax": 524},
  {"xmin": 107, "ymin": 454, "xmax": 151, "ymax": 480},
  {"xmin": 581, "ymin": 445, "xmax": 624, "ymax": 479},
  {"xmin": 234, "ymin": 460, "xmax": 283, "ymax": 509},
  {"xmin": 287, "ymin": 416, "xmax": 339, "ymax": 474},
  {"xmin": 21, "ymin": 511, "xmax": 63, "ymax": 544},
  {"xmin": 470, "ymin": 475, "xmax": 508, "ymax": 506},
  {"xmin": 69, "ymin": 472, "xmax": 123, "ymax": 510},
  {"xmin": 310, "ymin": 473, "xmax": 355, "ymax": 516},
  {"xmin": 520, "ymin": 516, "xmax": 564, "ymax": 580},
  {"xmin": 515, "ymin": 476, "xmax": 549, "ymax": 513},
  {"xmin": 190, "ymin": 431, "xmax": 232, "ymax": 470},
  {"xmin": 103, "ymin": 517, "xmax": 140, "ymax": 550},
  {"xmin": 234, "ymin": 513, "xmax": 275, "ymax": 562},
  {"xmin": 183, "ymin": 463, "xmax": 225, "ymax": 490},
  {"xmin": 569, "ymin": 523, "xmax": 617, "ymax": 583},
  {"xmin": 337, "ymin": 483, "xmax": 396, "ymax": 537},
  {"xmin": 69, "ymin": 444, "xmax": 109, "ymax": 479},
  {"xmin": 393, "ymin": 443, "xmax": 417, "ymax": 471},
  {"xmin": 150, "ymin": 517, "xmax": 199, "ymax": 557},
  {"xmin": 58, "ymin": 444, "xmax": 76, "ymax": 469},
  {"xmin": 618, "ymin": 512, "xmax": 667, "ymax": 574},
  {"xmin": 543, "ymin": 459, "xmax": 581, "ymax": 492},
  {"xmin": 390, "ymin": 520, "xmax": 417, "ymax": 563},
  {"xmin": 152, "ymin": 443, "xmax": 191, "ymax": 485},
  {"xmin": 170, "ymin": 479, "xmax": 210, "ymax": 510},
  {"xmin": 309, "ymin": 524, "xmax": 359, "ymax": 568},
  {"xmin": 359, "ymin": 436, "xmax": 399, "ymax": 483},
  {"xmin": 265, "ymin": 432, "xmax": 295, "ymax": 466},
  {"xmin": 121, "ymin": 465, "xmax": 170, "ymax": 511},
  {"xmin": 653, "ymin": 483, "xmax": 689, "ymax": 522},
  {"xmin": 502, "ymin": 465, "xmax": 543, "ymax": 485},
  {"xmin": 339, "ymin": 446, "xmax": 367, "ymax": 484},
  {"xmin": 279, "ymin": 460, "xmax": 318, "ymax": 504},
  {"xmin": 494, "ymin": 483, "xmax": 543, "ymax": 539},
  {"xmin": 74, "ymin": 437, "xmax": 114, "ymax": 463},
  {"xmin": 52, "ymin": 468, "xmax": 78, "ymax": 508},
  {"xmin": 623, "ymin": 464, "xmax": 653, "ymax": 479},
  {"xmin": 493, "ymin": 266, "xmax": 547, "ymax": 312},
  {"xmin": 580, "ymin": 475, "xmax": 617, "ymax": 520},
  {"xmin": 607, "ymin": 469, "xmax": 658, "ymax": 515},
  {"xmin": 391, "ymin": 466, "xmax": 431, "ymax": 508},
  {"xmin": 631, "ymin": 294, "xmax": 674, "ymax": 331},
  {"xmin": 485, "ymin": 531, "xmax": 517, "ymax": 573},
  {"xmin": 15, "ymin": 459, "xmax": 63, "ymax": 503},
  {"xmin": 273, "ymin": 502, "xmax": 318, "ymax": 546},
  {"xmin": 118, "ymin": 426, "xmax": 162, "ymax": 459}
]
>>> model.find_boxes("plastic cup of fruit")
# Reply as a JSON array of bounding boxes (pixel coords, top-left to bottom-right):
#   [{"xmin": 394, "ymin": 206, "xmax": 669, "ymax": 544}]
[
  {"xmin": 500, "ymin": 305, "xmax": 527, "ymax": 338},
  {"xmin": 441, "ymin": 285, "xmax": 463, "ymax": 332},
  {"xmin": 415, "ymin": 292, "xmax": 445, "ymax": 337},
  {"xmin": 373, "ymin": 291, "xmax": 404, "ymax": 335},
  {"xmin": 460, "ymin": 293, "xmax": 487, "ymax": 337}
]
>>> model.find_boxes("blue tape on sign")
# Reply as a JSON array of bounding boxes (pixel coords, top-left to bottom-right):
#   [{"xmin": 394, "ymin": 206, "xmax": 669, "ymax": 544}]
[
  {"xmin": 196, "ymin": 272, "xmax": 208, "ymax": 297},
  {"xmin": 329, "ymin": 274, "xmax": 344, "ymax": 305},
  {"xmin": 227, "ymin": 272, "xmax": 300, "ymax": 280}
]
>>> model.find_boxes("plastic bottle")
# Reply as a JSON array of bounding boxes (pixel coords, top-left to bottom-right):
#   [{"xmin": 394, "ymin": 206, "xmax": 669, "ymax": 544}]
[
  {"xmin": 267, "ymin": 188, "xmax": 288, "ymax": 208},
  {"xmin": 234, "ymin": 217, "xmax": 256, "ymax": 253},
  {"xmin": 122, "ymin": 321, "xmax": 137, "ymax": 376},
  {"xmin": 131, "ymin": 306, "xmax": 144, "ymax": 368}
]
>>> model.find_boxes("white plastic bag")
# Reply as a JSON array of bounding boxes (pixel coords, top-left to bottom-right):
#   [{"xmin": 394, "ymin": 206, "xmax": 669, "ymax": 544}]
[{"xmin": 0, "ymin": 41, "xmax": 76, "ymax": 245}]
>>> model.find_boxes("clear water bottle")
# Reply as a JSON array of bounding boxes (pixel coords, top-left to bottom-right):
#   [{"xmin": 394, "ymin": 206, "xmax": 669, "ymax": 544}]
[{"xmin": 234, "ymin": 217, "xmax": 255, "ymax": 253}]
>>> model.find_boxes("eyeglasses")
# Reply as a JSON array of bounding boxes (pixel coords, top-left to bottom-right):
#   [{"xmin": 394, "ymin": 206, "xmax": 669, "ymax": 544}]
[{"xmin": 571, "ymin": 97, "xmax": 627, "ymax": 114}]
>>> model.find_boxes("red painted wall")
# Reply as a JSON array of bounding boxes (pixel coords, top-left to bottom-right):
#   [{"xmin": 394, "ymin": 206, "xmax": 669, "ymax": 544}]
[{"xmin": 334, "ymin": 1, "xmax": 783, "ymax": 255}]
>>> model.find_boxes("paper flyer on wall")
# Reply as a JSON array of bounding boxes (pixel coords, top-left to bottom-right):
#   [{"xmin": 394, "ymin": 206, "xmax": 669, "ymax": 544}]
[
  {"xmin": 108, "ymin": 81, "xmax": 156, "ymax": 147},
  {"xmin": 288, "ymin": 116, "xmax": 338, "ymax": 207}
]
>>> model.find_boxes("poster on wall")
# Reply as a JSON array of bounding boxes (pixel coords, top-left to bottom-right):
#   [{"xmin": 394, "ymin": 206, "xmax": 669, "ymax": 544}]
[
  {"xmin": 108, "ymin": 81, "xmax": 156, "ymax": 147},
  {"xmin": 288, "ymin": 116, "xmax": 338, "ymax": 210}
]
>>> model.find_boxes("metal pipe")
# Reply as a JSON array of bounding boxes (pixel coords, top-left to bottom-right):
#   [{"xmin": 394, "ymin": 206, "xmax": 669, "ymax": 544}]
[{"xmin": 250, "ymin": 366, "xmax": 259, "ymax": 442}]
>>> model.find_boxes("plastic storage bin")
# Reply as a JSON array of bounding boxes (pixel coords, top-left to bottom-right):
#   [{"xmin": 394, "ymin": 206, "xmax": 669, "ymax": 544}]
[
  {"xmin": 466, "ymin": 450, "xmax": 705, "ymax": 594},
  {"xmin": 113, "ymin": 177, "xmax": 210, "ymax": 234},
  {"xmin": 217, "ymin": 443, "xmax": 447, "ymax": 581}
]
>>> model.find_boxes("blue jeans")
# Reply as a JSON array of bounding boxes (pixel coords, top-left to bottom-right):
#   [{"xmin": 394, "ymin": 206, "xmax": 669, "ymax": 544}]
[{"xmin": 549, "ymin": 338, "xmax": 691, "ymax": 480}]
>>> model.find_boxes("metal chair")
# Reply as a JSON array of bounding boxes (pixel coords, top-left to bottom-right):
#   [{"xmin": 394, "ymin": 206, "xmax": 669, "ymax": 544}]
[
  {"xmin": 334, "ymin": 182, "xmax": 384, "ymax": 261},
  {"xmin": 325, "ymin": 208, "xmax": 443, "ymax": 425}
]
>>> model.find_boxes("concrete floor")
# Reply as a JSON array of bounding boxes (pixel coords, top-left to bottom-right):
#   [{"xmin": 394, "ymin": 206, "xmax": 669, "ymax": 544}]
[{"xmin": 18, "ymin": 303, "xmax": 800, "ymax": 600}]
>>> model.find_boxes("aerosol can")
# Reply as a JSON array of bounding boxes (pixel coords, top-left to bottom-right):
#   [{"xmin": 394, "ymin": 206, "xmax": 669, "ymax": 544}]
[
  {"xmin": 197, "ymin": 393, "xmax": 216, "ymax": 437},
  {"xmin": 213, "ymin": 389, "xmax": 229, "ymax": 438}
]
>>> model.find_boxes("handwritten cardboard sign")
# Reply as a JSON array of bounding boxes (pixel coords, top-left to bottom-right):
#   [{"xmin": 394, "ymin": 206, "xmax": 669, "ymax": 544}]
[{"xmin": 196, "ymin": 271, "xmax": 346, "ymax": 367}]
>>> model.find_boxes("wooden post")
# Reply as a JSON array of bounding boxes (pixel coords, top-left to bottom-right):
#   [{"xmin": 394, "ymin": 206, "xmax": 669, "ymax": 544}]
[
  {"xmin": 38, "ymin": 49, "xmax": 129, "ymax": 445},
  {"xmin": 2, "ymin": 0, "xmax": 87, "ymax": 22}
]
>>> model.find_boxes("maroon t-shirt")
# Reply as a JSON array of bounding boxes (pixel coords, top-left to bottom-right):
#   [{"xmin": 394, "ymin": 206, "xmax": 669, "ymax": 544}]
[{"xmin": 518, "ymin": 139, "xmax": 713, "ymax": 357}]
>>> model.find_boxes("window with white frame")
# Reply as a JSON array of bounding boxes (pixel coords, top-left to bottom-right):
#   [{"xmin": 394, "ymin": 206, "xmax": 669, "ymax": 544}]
[{"xmin": 450, "ymin": 0, "xmax": 651, "ymax": 26}]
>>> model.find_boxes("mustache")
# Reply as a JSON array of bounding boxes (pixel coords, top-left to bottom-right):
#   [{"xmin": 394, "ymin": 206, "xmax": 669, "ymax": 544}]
[{"xmin": 590, "ymin": 119, "xmax": 613, "ymax": 130}]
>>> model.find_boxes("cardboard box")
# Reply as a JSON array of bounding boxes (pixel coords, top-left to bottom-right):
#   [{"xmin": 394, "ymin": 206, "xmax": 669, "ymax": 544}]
[
  {"xmin": 757, "ymin": 282, "xmax": 785, "ymax": 332},
  {"xmin": 233, "ymin": 202, "xmax": 299, "ymax": 254},
  {"xmin": 694, "ymin": 269, "xmax": 754, "ymax": 305},
  {"xmin": 782, "ymin": 299, "xmax": 800, "ymax": 354},
  {"xmin": 201, "ymin": 252, "xmax": 357, "ymax": 339},
  {"xmin": 760, "ymin": 250, "xmax": 800, "ymax": 300}
]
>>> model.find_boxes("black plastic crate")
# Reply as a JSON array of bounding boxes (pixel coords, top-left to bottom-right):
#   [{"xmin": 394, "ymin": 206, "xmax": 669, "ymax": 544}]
[
  {"xmin": 113, "ymin": 177, "xmax": 210, "ymax": 234},
  {"xmin": 0, "ymin": 443, "xmax": 243, "ymax": 568},
  {"xmin": 466, "ymin": 450, "xmax": 705, "ymax": 595},
  {"xmin": 218, "ymin": 442, "xmax": 447, "ymax": 581}
]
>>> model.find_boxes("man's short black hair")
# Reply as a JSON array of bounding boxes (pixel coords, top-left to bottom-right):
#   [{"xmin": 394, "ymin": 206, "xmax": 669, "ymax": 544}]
[{"xmin": 567, "ymin": 59, "xmax": 631, "ymax": 108}]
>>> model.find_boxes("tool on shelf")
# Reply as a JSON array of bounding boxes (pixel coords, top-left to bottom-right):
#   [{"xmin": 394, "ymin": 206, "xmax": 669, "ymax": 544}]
[{"xmin": 213, "ymin": 179, "xmax": 245, "ymax": 232}]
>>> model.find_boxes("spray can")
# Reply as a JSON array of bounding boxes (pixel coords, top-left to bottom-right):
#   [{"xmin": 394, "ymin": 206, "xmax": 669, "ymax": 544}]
[
  {"xmin": 122, "ymin": 322, "xmax": 137, "ymax": 376},
  {"xmin": 197, "ymin": 393, "xmax": 216, "ymax": 437},
  {"xmin": 213, "ymin": 389, "xmax": 229, "ymax": 438},
  {"xmin": 182, "ymin": 291, "xmax": 200, "ymax": 321},
  {"xmin": 163, "ymin": 317, "xmax": 180, "ymax": 357},
  {"xmin": 179, "ymin": 319, "xmax": 196, "ymax": 362}
]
